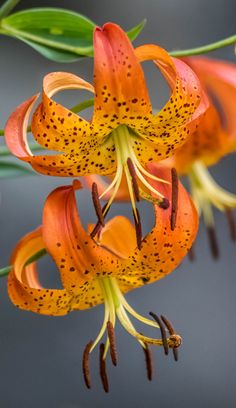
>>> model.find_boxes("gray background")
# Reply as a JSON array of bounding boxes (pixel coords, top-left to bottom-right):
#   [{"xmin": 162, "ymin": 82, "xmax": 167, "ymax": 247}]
[{"xmin": 1, "ymin": 0, "xmax": 236, "ymax": 407}]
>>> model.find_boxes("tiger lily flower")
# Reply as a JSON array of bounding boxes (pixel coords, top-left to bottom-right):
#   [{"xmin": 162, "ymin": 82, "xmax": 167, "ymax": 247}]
[
  {"xmin": 8, "ymin": 166, "xmax": 198, "ymax": 391},
  {"xmin": 5, "ymin": 22, "xmax": 205, "ymax": 218},
  {"xmin": 98, "ymin": 56, "xmax": 236, "ymax": 257},
  {"xmin": 171, "ymin": 57, "xmax": 236, "ymax": 257}
]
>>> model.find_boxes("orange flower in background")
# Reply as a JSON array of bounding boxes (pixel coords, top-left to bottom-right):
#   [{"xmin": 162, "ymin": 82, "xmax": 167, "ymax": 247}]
[
  {"xmin": 171, "ymin": 57, "xmax": 236, "ymax": 257},
  {"xmin": 173, "ymin": 57, "xmax": 236, "ymax": 173},
  {"xmin": 5, "ymin": 22, "xmax": 205, "ymax": 217},
  {"xmin": 8, "ymin": 166, "xmax": 198, "ymax": 391}
]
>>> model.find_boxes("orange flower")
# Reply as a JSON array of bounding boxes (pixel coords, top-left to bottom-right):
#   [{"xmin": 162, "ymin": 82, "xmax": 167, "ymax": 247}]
[
  {"xmin": 8, "ymin": 166, "xmax": 198, "ymax": 390},
  {"xmin": 173, "ymin": 57, "xmax": 236, "ymax": 173},
  {"xmin": 96, "ymin": 57, "xmax": 236, "ymax": 256},
  {"xmin": 5, "ymin": 22, "xmax": 205, "ymax": 216},
  {"xmin": 170, "ymin": 57, "xmax": 236, "ymax": 257}
]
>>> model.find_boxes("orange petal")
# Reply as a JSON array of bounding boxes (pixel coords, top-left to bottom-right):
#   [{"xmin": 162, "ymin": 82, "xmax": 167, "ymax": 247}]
[
  {"xmin": 42, "ymin": 182, "xmax": 122, "ymax": 295},
  {"xmin": 184, "ymin": 57, "xmax": 236, "ymax": 153},
  {"xmin": 5, "ymin": 84, "xmax": 117, "ymax": 177},
  {"xmin": 5, "ymin": 94, "xmax": 39, "ymax": 161},
  {"xmin": 8, "ymin": 228, "xmax": 73, "ymax": 316},
  {"xmin": 120, "ymin": 164, "xmax": 198, "ymax": 287},
  {"xmin": 98, "ymin": 216, "xmax": 137, "ymax": 258},
  {"xmin": 128, "ymin": 45, "xmax": 206, "ymax": 162},
  {"xmin": 31, "ymin": 72, "xmax": 94, "ymax": 152},
  {"xmin": 173, "ymin": 104, "xmax": 227, "ymax": 174},
  {"xmin": 93, "ymin": 22, "xmax": 151, "ymax": 133}
]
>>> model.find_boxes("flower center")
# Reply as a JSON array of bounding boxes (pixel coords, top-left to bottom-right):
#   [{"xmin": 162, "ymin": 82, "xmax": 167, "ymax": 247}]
[
  {"xmin": 82, "ymin": 276, "xmax": 181, "ymax": 392},
  {"xmin": 100, "ymin": 125, "xmax": 170, "ymax": 216}
]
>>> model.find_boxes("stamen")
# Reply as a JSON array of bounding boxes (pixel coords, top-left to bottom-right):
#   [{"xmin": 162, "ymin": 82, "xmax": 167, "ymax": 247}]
[
  {"xmin": 127, "ymin": 157, "xmax": 140, "ymax": 202},
  {"xmin": 159, "ymin": 197, "xmax": 170, "ymax": 209},
  {"xmin": 139, "ymin": 189, "xmax": 169, "ymax": 209},
  {"xmin": 149, "ymin": 312, "xmax": 169, "ymax": 355},
  {"xmin": 132, "ymin": 207, "xmax": 142, "ymax": 250},
  {"xmin": 99, "ymin": 343, "xmax": 109, "ymax": 393},
  {"xmin": 107, "ymin": 321, "xmax": 118, "ymax": 366},
  {"xmin": 207, "ymin": 226, "xmax": 220, "ymax": 259},
  {"xmin": 225, "ymin": 208, "xmax": 236, "ymax": 241},
  {"xmin": 82, "ymin": 340, "xmax": 93, "ymax": 389},
  {"xmin": 142, "ymin": 343, "xmax": 153, "ymax": 381},
  {"xmin": 171, "ymin": 168, "xmax": 179, "ymax": 231},
  {"xmin": 92, "ymin": 182, "xmax": 105, "ymax": 227},
  {"xmin": 90, "ymin": 201, "xmax": 110, "ymax": 239},
  {"xmin": 188, "ymin": 245, "xmax": 195, "ymax": 262},
  {"xmin": 161, "ymin": 315, "xmax": 179, "ymax": 362}
]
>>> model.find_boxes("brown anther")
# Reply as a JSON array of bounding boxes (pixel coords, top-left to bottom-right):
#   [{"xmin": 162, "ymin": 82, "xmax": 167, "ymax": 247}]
[
  {"xmin": 149, "ymin": 312, "xmax": 169, "ymax": 355},
  {"xmin": 207, "ymin": 226, "xmax": 220, "ymax": 259},
  {"xmin": 161, "ymin": 315, "xmax": 181, "ymax": 362},
  {"xmin": 133, "ymin": 208, "xmax": 142, "ymax": 250},
  {"xmin": 188, "ymin": 245, "xmax": 195, "ymax": 262},
  {"xmin": 82, "ymin": 340, "xmax": 93, "ymax": 389},
  {"xmin": 170, "ymin": 168, "xmax": 179, "ymax": 231},
  {"xmin": 142, "ymin": 343, "xmax": 153, "ymax": 381},
  {"xmin": 99, "ymin": 343, "xmax": 109, "ymax": 393},
  {"xmin": 107, "ymin": 321, "xmax": 118, "ymax": 366},
  {"xmin": 159, "ymin": 197, "xmax": 170, "ymax": 209},
  {"xmin": 90, "ymin": 201, "xmax": 110, "ymax": 239},
  {"xmin": 225, "ymin": 208, "xmax": 236, "ymax": 241},
  {"xmin": 127, "ymin": 158, "xmax": 140, "ymax": 201},
  {"xmin": 169, "ymin": 334, "xmax": 182, "ymax": 348},
  {"xmin": 92, "ymin": 182, "xmax": 105, "ymax": 227}
]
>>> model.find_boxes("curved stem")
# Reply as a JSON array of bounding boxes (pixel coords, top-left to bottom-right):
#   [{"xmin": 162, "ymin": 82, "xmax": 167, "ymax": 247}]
[
  {"xmin": 0, "ymin": 0, "xmax": 20, "ymax": 19},
  {"xmin": 0, "ymin": 248, "xmax": 47, "ymax": 278},
  {"xmin": 169, "ymin": 35, "xmax": 236, "ymax": 57}
]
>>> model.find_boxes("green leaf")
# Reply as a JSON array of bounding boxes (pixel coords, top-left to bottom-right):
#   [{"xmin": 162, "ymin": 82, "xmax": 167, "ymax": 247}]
[
  {"xmin": 1, "ymin": 8, "xmax": 146, "ymax": 62},
  {"xmin": 0, "ymin": 161, "xmax": 34, "ymax": 177},
  {"xmin": 126, "ymin": 19, "xmax": 146, "ymax": 42}
]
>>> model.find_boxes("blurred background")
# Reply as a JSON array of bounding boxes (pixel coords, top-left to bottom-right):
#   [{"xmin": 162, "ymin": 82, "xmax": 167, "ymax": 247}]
[{"xmin": 1, "ymin": 0, "xmax": 236, "ymax": 407}]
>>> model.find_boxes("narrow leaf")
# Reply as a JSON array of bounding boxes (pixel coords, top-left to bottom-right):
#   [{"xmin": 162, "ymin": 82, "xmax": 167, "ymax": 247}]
[
  {"xmin": 0, "ymin": 161, "xmax": 34, "ymax": 177},
  {"xmin": 1, "ymin": 8, "xmax": 146, "ymax": 62}
]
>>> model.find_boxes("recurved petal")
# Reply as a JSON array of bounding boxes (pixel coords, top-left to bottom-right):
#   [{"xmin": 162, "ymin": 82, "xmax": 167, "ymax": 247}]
[
  {"xmin": 31, "ymin": 72, "xmax": 95, "ymax": 153},
  {"xmin": 5, "ymin": 94, "xmax": 39, "ymax": 161},
  {"xmin": 8, "ymin": 228, "xmax": 73, "ymax": 316},
  {"xmin": 42, "ymin": 181, "xmax": 121, "ymax": 295},
  {"xmin": 93, "ymin": 23, "xmax": 151, "ymax": 133},
  {"xmin": 5, "ymin": 89, "xmax": 117, "ymax": 177},
  {"xmin": 183, "ymin": 57, "xmax": 236, "ymax": 153},
  {"xmin": 121, "ymin": 164, "xmax": 198, "ymax": 288},
  {"xmin": 128, "ymin": 45, "xmax": 206, "ymax": 162}
]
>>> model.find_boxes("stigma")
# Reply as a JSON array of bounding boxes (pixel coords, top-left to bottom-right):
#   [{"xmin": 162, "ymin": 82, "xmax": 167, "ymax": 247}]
[{"xmin": 82, "ymin": 277, "xmax": 182, "ymax": 392}]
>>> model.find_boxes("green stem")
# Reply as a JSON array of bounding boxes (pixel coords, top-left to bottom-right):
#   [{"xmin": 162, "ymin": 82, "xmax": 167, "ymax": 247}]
[
  {"xmin": 0, "ymin": 0, "xmax": 20, "ymax": 19},
  {"xmin": 0, "ymin": 141, "xmax": 44, "ymax": 156},
  {"xmin": 169, "ymin": 35, "xmax": 236, "ymax": 57},
  {"xmin": 0, "ymin": 248, "xmax": 47, "ymax": 278},
  {"xmin": 70, "ymin": 98, "xmax": 94, "ymax": 113}
]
